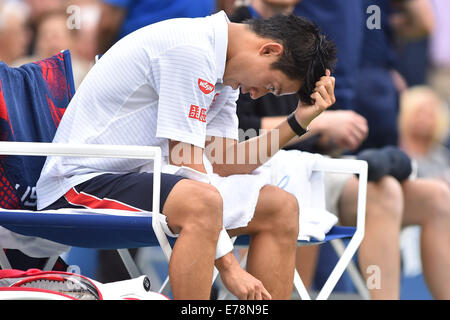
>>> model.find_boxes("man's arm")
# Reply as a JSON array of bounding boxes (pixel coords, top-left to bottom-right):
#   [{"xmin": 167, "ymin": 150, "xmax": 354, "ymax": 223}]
[
  {"xmin": 208, "ymin": 71, "xmax": 336, "ymax": 176},
  {"xmin": 275, "ymin": 109, "xmax": 369, "ymax": 155}
]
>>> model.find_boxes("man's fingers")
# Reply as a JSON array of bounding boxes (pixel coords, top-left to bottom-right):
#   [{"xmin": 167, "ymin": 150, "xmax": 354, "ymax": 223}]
[
  {"xmin": 312, "ymin": 87, "xmax": 331, "ymax": 108},
  {"xmin": 329, "ymin": 76, "xmax": 336, "ymax": 103},
  {"xmin": 314, "ymin": 85, "xmax": 330, "ymax": 103},
  {"xmin": 239, "ymin": 292, "xmax": 248, "ymax": 300},
  {"xmin": 315, "ymin": 76, "xmax": 336, "ymax": 104},
  {"xmin": 311, "ymin": 91, "xmax": 326, "ymax": 109},
  {"xmin": 261, "ymin": 286, "xmax": 272, "ymax": 300},
  {"xmin": 245, "ymin": 281, "xmax": 271, "ymax": 300},
  {"xmin": 315, "ymin": 78, "xmax": 332, "ymax": 94}
]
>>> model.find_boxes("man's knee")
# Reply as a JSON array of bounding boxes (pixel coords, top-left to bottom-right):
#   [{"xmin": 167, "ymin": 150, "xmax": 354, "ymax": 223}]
[
  {"xmin": 164, "ymin": 180, "xmax": 223, "ymax": 236},
  {"xmin": 263, "ymin": 186, "xmax": 299, "ymax": 239}
]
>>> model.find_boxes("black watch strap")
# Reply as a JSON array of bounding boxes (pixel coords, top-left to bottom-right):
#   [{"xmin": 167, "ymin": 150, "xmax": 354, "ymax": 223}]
[{"xmin": 287, "ymin": 112, "xmax": 309, "ymax": 136}]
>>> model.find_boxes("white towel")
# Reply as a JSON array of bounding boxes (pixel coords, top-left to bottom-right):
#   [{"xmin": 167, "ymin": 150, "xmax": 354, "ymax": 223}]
[
  {"xmin": 261, "ymin": 150, "xmax": 338, "ymax": 241},
  {"xmin": 163, "ymin": 150, "xmax": 337, "ymax": 242},
  {"xmin": 208, "ymin": 168, "xmax": 272, "ymax": 230}
]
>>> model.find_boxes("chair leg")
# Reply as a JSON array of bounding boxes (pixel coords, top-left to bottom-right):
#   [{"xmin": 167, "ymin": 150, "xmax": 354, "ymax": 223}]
[
  {"xmin": 316, "ymin": 237, "xmax": 362, "ymax": 300},
  {"xmin": 159, "ymin": 276, "xmax": 172, "ymax": 296},
  {"xmin": 330, "ymin": 239, "xmax": 370, "ymax": 299},
  {"xmin": 117, "ymin": 249, "xmax": 141, "ymax": 279},
  {"xmin": 293, "ymin": 269, "xmax": 312, "ymax": 300},
  {"xmin": 0, "ymin": 250, "xmax": 12, "ymax": 269},
  {"xmin": 42, "ymin": 255, "xmax": 59, "ymax": 271}
]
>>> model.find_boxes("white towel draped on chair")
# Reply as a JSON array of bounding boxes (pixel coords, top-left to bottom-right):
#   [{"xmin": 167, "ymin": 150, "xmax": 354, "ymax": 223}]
[
  {"xmin": 261, "ymin": 150, "xmax": 338, "ymax": 241},
  {"xmin": 162, "ymin": 150, "xmax": 338, "ymax": 241}
]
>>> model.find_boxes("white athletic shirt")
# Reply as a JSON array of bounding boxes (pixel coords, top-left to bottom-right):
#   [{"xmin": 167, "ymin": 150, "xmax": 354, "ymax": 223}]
[{"xmin": 36, "ymin": 11, "xmax": 239, "ymax": 210}]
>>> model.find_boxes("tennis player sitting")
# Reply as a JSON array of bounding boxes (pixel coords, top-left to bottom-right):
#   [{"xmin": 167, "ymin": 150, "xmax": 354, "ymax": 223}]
[{"xmin": 36, "ymin": 11, "xmax": 336, "ymax": 300}]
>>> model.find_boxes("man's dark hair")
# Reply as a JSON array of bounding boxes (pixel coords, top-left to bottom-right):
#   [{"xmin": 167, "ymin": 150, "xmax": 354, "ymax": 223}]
[{"xmin": 245, "ymin": 14, "xmax": 337, "ymax": 105}]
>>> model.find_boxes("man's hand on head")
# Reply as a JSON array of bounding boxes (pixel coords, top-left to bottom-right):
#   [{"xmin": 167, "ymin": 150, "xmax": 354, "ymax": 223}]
[{"xmin": 294, "ymin": 69, "xmax": 336, "ymax": 129}]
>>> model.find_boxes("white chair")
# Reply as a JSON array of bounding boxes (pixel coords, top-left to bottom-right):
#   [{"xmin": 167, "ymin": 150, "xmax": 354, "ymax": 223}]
[{"xmin": 155, "ymin": 157, "xmax": 368, "ymax": 300}]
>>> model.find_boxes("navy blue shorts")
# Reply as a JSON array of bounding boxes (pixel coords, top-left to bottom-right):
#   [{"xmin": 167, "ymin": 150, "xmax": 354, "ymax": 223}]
[{"xmin": 44, "ymin": 172, "xmax": 185, "ymax": 213}]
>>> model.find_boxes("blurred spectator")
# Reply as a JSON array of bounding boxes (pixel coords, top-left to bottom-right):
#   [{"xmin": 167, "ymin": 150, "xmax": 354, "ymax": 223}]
[
  {"xmin": 97, "ymin": 0, "xmax": 217, "ymax": 54},
  {"xmin": 427, "ymin": 0, "xmax": 450, "ymax": 104},
  {"xmin": 14, "ymin": 9, "xmax": 91, "ymax": 88},
  {"xmin": 390, "ymin": 0, "xmax": 435, "ymax": 39},
  {"xmin": 352, "ymin": 0, "xmax": 434, "ymax": 151},
  {"xmin": 218, "ymin": 0, "xmax": 237, "ymax": 16},
  {"xmin": 295, "ymin": 0, "xmax": 449, "ymax": 300},
  {"xmin": 0, "ymin": 0, "xmax": 31, "ymax": 65},
  {"xmin": 399, "ymin": 86, "xmax": 450, "ymax": 184},
  {"xmin": 35, "ymin": 11, "xmax": 75, "ymax": 59},
  {"xmin": 391, "ymin": 0, "xmax": 435, "ymax": 87},
  {"xmin": 69, "ymin": 0, "xmax": 101, "ymax": 63},
  {"xmin": 231, "ymin": 0, "xmax": 298, "ymax": 19},
  {"xmin": 24, "ymin": 0, "xmax": 67, "ymax": 54},
  {"xmin": 25, "ymin": 0, "xmax": 65, "ymax": 23}
]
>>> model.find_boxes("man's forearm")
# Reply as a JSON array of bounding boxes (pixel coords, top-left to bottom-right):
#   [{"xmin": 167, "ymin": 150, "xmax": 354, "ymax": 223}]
[
  {"xmin": 215, "ymin": 251, "xmax": 237, "ymax": 271},
  {"xmin": 211, "ymin": 119, "xmax": 298, "ymax": 176}
]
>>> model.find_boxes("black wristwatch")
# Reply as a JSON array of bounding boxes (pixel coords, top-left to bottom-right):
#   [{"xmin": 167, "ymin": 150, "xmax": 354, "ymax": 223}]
[{"xmin": 287, "ymin": 112, "xmax": 310, "ymax": 136}]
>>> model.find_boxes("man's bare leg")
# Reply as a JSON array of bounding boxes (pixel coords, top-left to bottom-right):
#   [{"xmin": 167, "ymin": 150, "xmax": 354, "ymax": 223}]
[
  {"xmin": 339, "ymin": 176, "xmax": 404, "ymax": 299},
  {"xmin": 401, "ymin": 179, "xmax": 450, "ymax": 299},
  {"xmin": 228, "ymin": 185, "xmax": 299, "ymax": 299},
  {"xmin": 162, "ymin": 179, "xmax": 223, "ymax": 299}
]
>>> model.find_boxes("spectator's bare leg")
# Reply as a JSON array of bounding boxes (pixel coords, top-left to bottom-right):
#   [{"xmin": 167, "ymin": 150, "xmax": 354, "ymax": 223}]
[
  {"xmin": 295, "ymin": 245, "xmax": 319, "ymax": 290},
  {"xmin": 401, "ymin": 179, "xmax": 450, "ymax": 299},
  {"xmin": 339, "ymin": 176, "xmax": 404, "ymax": 299}
]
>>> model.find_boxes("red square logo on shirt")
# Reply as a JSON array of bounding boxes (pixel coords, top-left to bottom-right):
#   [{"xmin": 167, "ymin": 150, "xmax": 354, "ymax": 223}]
[
  {"xmin": 188, "ymin": 105, "xmax": 207, "ymax": 123},
  {"xmin": 199, "ymin": 108, "xmax": 207, "ymax": 122},
  {"xmin": 188, "ymin": 105, "xmax": 200, "ymax": 119}
]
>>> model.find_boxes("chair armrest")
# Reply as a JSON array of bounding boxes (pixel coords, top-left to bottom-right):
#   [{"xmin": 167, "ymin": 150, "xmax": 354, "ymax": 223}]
[
  {"xmin": 0, "ymin": 141, "xmax": 167, "ymax": 255},
  {"xmin": 311, "ymin": 157, "xmax": 368, "ymax": 246}
]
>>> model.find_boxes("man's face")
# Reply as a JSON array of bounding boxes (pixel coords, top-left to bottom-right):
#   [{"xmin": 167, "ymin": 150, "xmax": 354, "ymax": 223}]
[{"xmin": 223, "ymin": 42, "xmax": 301, "ymax": 99}]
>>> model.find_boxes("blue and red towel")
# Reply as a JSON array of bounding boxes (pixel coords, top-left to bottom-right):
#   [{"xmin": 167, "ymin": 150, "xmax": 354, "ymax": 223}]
[{"xmin": 0, "ymin": 51, "xmax": 75, "ymax": 209}]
